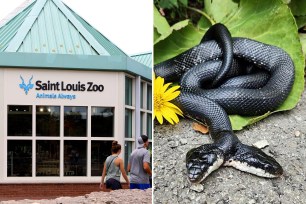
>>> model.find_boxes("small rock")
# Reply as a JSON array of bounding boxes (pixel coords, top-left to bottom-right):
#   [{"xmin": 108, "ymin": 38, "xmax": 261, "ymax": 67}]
[
  {"xmin": 180, "ymin": 139, "xmax": 188, "ymax": 145},
  {"xmin": 248, "ymin": 199, "xmax": 256, "ymax": 204},
  {"xmin": 188, "ymin": 192, "xmax": 196, "ymax": 200},
  {"xmin": 294, "ymin": 116, "xmax": 302, "ymax": 121},
  {"xmin": 173, "ymin": 188, "xmax": 178, "ymax": 195},
  {"xmin": 253, "ymin": 140, "xmax": 269, "ymax": 149},
  {"xmin": 167, "ymin": 137, "xmax": 174, "ymax": 142},
  {"xmin": 190, "ymin": 183, "xmax": 204, "ymax": 192},
  {"xmin": 168, "ymin": 141, "xmax": 179, "ymax": 148},
  {"xmin": 295, "ymin": 131, "xmax": 301, "ymax": 137}
]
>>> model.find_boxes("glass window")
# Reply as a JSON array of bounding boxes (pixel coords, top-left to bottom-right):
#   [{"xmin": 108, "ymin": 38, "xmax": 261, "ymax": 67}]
[
  {"xmin": 91, "ymin": 141, "xmax": 112, "ymax": 176},
  {"xmin": 36, "ymin": 106, "xmax": 60, "ymax": 136},
  {"xmin": 91, "ymin": 107, "xmax": 114, "ymax": 137},
  {"xmin": 8, "ymin": 105, "xmax": 32, "ymax": 136},
  {"xmin": 140, "ymin": 112, "xmax": 144, "ymax": 135},
  {"xmin": 36, "ymin": 140, "xmax": 60, "ymax": 176},
  {"xmin": 124, "ymin": 141, "xmax": 133, "ymax": 172},
  {"xmin": 7, "ymin": 140, "xmax": 32, "ymax": 177},
  {"xmin": 147, "ymin": 113, "xmax": 152, "ymax": 140},
  {"xmin": 64, "ymin": 141, "xmax": 87, "ymax": 176},
  {"xmin": 141, "ymin": 82, "xmax": 144, "ymax": 109},
  {"xmin": 148, "ymin": 143, "xmax": 152, "ymax": 154},
  {"xmin": 125, "ymin": 109, "xmax": 133, "ymax": 138},
  {"xmin": 125, "ymin": 77, "xmax": 133, "ymax": 106},
  {"xmin": 147, "ymin": 84, "xmax": 152, "ymax": 111},
  {"xmin": 64, "ymin": 106, "xmax": 87, "ymax": 137}
]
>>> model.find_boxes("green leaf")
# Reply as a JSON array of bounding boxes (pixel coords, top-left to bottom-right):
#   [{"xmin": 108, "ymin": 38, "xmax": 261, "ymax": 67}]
[
  {"xmin": 202, "ymin": 0, "xmax": 239, "ymax": 24},
  {"xmin": 154, "ymin": 27, "xmax": 161, "ymax": 41},
  {"xmin": 288, "ymin": 0, "xmax": 306, "ymax": 16},
  {"xmin": 197, "ymin": 14, "xmax": 211, "ymax": 30},
  {"xmin": 154, "ymin": 5, "xmax": 190, "ymax": 45},
  {"xmin": 295, "ymin": 16, "xmax": 306, "ymax": 29},
  {"xmin": 154, "ymin": 20, "xmax": 190, "ymax": 45},
  {"xmin": 154, "ymin": 24, "xmax": 203, "ymax": 64},
  {"xmin": 158, "ymin": 0, "xmax": 179, "ymax": 9},
  {"xmin": 299, "ymin": 33, "xmax": 306, "ymax": 60},
  {"xmin": 154, "ymin": 0, "xmax": 305, "ymax": 131},
  {"xmin": 154, "ymin": 6, "xmax": 171, "ymax": 37},
  {"xmin": 179, "ymin": 0, "xmax": 188, "ymax": 7},
  {"xmin": 229, "ymin": 112, "xmax": 271, "ymax": 131}
]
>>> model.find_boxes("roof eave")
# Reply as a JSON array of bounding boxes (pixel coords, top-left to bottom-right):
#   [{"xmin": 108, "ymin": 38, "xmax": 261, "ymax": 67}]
[{"xmin": 0, "ymin": 52, "xmax": 151, "ymax": 80}]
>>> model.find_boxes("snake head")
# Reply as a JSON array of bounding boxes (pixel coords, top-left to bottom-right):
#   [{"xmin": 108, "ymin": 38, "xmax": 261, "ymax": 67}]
[
  {"xmin": 225, "ymin": 144, "xmax": 283, "ymax": 178},
  {"xmin": 186, "ymin": 144, "xmax": 224, "ymax": 183}
]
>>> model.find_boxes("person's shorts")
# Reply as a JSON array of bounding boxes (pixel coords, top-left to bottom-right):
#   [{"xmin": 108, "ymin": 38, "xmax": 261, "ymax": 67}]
[
  {"xmin": 130, "ymin": 183, "xmax": 151, "ymax": 190},
  {"xmin": 106, "ymin": 178, "xmax": 122, "ymax": 190}
]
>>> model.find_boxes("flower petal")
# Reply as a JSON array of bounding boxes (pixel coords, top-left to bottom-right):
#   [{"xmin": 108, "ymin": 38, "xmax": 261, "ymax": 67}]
[
  {"xmin": 164, "ymin": 101, "xmax": 184, "ymax": 116},
  {"xmin": 153, "ymin": 75, "xmax": 183, "ymax": 125},
  {"xmin": 164, "ymin": 90, "xmax": 181, "ymax": 102},
  {"xmin": 155, "ymin": 111, "xmax": 164, "ymax": 124},
  {"xmin": 164, "ymin": 85, "xmax": 180, "ymax": 96},
  {"xmin": 162, "ymin": 106, "xmax": 180, "ymax": 124},
  {"xmin": 154, "ymin": 76, "xmax": 164, "ymax": 94},
  {"xmin": 161, "ymin": 82, "xmax": 172, "ymax": 94}
]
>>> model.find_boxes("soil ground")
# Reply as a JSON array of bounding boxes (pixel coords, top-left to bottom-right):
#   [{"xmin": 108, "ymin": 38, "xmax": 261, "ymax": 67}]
[{"xmin": 153, "ymin": 83, "xmax": 306, "ymax": 204}]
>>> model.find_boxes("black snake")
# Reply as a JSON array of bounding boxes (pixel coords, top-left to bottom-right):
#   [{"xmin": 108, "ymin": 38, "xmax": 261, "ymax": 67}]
[{"xmin": 154, "ymin": 23, "xmax": 295, "ymax": 183}]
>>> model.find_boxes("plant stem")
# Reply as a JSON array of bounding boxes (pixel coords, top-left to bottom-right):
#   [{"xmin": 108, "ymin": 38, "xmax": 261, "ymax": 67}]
[{"xmin": 187, "ymin": 7, "xmax": 215, "ymax": 25}]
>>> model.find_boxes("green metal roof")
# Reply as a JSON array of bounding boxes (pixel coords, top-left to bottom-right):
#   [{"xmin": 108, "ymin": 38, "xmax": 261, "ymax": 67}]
[
  {"xmin": 0, "ymin": 0, "xmax": 127, "ymax": 56},
  {"xmin": 0, "ymin": 0, "xmax": 151, "ymax": 80},
  {"xmin": 0, "ymin": 2, "xmax": 35, "ymax": 52},
  {"xmin": 131, "ymin": 52, "xmax": 152, "ymax": 68}
]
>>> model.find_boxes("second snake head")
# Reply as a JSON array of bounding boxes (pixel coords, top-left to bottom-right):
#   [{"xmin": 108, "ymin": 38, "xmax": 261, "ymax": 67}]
[{"xmin": 186, "ymin": 144, "xmax": 224, "ymax": 183}]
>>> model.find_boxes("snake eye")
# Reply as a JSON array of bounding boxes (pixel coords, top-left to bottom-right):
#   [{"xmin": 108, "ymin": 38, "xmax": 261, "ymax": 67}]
[{"xmin": 264, "ymin": 164, "xmax": 272, "ymax": 169}]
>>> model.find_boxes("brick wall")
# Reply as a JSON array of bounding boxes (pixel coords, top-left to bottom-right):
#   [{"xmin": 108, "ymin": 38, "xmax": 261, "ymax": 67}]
[{"xmin": 0, "ymin": 183, "xmax": 129, "ymax": 201}]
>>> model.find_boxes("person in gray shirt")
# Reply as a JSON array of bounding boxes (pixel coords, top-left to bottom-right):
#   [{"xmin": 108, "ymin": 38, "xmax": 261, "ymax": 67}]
[{"xmin": 127, "ymin": 135, "xmax": 152, "ymax": 189}]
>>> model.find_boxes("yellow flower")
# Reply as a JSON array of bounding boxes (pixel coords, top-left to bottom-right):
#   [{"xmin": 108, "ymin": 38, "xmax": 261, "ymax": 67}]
[{"xmin": 154, "ymin": 74, "xmax": 183, "ymax": 125}]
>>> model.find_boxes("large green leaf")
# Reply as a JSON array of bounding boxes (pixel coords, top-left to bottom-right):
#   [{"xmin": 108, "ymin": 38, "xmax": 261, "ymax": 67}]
[
  {"xmin": 154, "ymin": 0, "xmax": 305, "ymax": 130},
  {"xmin": 202, "ymin": 0, "xmax": 239, "ymax": 24}
]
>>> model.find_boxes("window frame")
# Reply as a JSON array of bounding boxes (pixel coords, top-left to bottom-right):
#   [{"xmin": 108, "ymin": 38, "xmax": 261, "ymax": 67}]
[
  {"xmin": 5, "ymin": 104, "xmax": 117, "ymax": 181},
  {"xmin": 124, "ymin": 76, "xmax": 152, "ymax": 172}
]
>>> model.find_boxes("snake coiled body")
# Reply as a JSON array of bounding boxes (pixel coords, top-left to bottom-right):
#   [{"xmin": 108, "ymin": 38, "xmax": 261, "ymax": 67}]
[{"xmin": 154, "ymin": 24, "xmax": 295, "ymax": 183}]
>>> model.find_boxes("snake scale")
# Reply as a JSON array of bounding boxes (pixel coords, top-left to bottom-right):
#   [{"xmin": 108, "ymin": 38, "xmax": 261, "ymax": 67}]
[{"xmin": 154, "ymin": 23, "xmax": 295, "ymax": 183}]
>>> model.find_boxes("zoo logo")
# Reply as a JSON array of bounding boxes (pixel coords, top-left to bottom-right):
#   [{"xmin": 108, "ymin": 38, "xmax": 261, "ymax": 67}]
[{"xmin": 19, "ymin": 75, "xmax": 34, "ymax": 95}]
